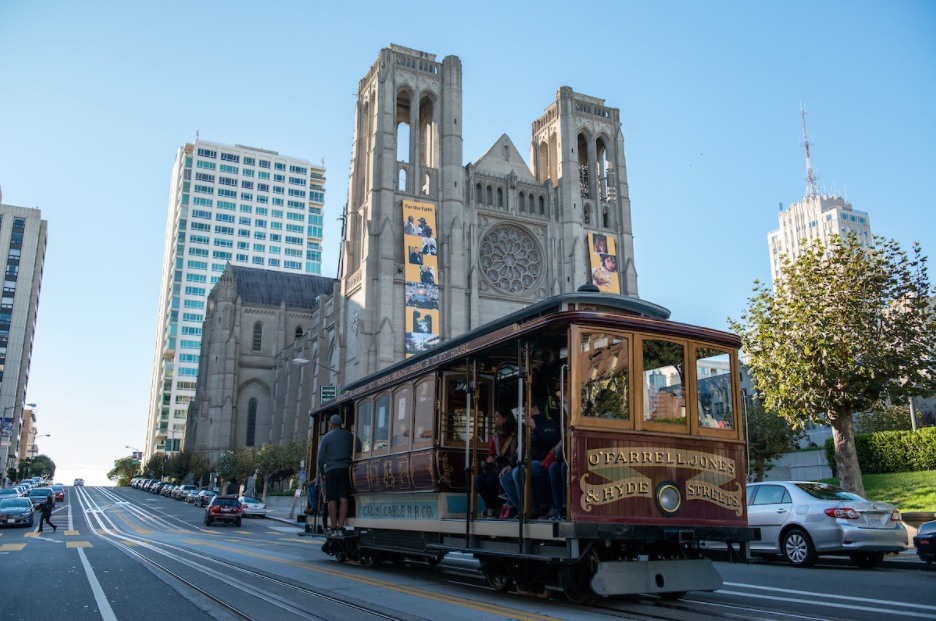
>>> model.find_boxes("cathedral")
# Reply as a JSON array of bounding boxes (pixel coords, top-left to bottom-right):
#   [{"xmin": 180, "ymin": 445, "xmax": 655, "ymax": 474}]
[{"xmin": 187, "ymin": 44, "xmax": 641, "ymax": 459}]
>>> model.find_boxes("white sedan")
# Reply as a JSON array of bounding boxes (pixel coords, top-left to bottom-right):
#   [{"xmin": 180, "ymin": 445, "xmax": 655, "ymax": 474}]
[{"xmin": 237, "ymin": 496, "xmax": 268, "ymax": 518}]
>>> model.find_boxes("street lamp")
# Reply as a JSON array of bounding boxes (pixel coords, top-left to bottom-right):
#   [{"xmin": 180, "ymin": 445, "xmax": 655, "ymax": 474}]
[{"xmin": 126, "ymin": 445, "xmax": 142, "ymax": 474}]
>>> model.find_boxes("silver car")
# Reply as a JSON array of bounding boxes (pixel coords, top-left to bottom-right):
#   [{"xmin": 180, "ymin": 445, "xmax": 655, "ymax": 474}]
[
  {"xmin": 747, "ymin": 481, "xmax": 907, "ymax": 568},
  {"xmin": 237, "ymin": 496, "xmax": 268, "ymax": 518}
]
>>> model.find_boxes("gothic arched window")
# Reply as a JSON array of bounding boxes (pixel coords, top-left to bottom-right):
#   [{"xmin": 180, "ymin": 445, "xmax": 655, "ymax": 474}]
[
  {"xmin": 246, "ymin": 398, "xmax": 257, "ymax": 446},
  {"xmin": 252, "ymin": 321, "xmax": 262, "ymax": 351},
  {"xmin": 294, "ymin": 326, "xmax": 304, "ymax": 340}
]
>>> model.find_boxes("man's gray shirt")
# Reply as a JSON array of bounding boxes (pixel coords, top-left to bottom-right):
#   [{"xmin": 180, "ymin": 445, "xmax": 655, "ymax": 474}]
[{"xmin": 317, "ymin": 428, "xmax": 353, "ymax": 474}]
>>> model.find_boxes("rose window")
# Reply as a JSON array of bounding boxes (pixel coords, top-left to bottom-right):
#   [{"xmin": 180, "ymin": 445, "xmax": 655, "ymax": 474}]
[{"xmin": 479, "ymin": 226, "xmax": 541, "ymax": 293}]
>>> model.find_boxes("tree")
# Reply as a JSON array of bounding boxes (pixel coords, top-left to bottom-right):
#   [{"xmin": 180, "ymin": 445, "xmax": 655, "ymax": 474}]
[
  {"xmin": 30, "ymin": 454, "xmax": 56, "ymax": 479},
  {"xmin": 854, "ymin": 402, "xmax": 914, "ymax": 433},
  {"xmin": 189, "ymin": 450, "xmax": 212, "ymax": 488},
  {"xmin": 743, "ymin": 400, "xmax": 804, "ymax": 481},
  {"xmin": 255, "ymin": 443, "xmax": 288, "ymax": 501},
  {"xmin": 108, "ymin": 456, "xmax": 138, "ymax": 486},
  {"xmin": 214, "ymin": 448, "xmax": 256, "ymax": 493},
  {"xmin": 167, "ymin": 450, "xmax": 193, "ymax": 483},
  {"xmin": 730, "ymin": 233, "xmax": 936, "ymax": 496},
  {"xmin": 144, "ymin": 453, "xmax": 169, "ymax": 480}
]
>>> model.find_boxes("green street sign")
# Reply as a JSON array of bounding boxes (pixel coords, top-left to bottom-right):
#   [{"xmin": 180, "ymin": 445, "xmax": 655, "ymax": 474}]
[{"xmin": 321, "ymin": 385, "xmax": 337, "ymax": 401}]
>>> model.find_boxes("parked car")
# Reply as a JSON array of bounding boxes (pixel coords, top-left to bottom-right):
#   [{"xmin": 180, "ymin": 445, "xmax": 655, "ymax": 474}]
[
  {"xmin": 184, "ymin": 489, "xmax": 201, "ymax": 503},
  {"xmin": 173, "ymin": 485, "xmax": 197, "ymax": 500},
  {"xmin": 746, "ymin": 481, "xmax": 907, "ymax": 568},
  {"xmin": 73, "ymin": 478, "xmax": 84, "ymax": 486},
  {"xmin": 0, "ymin": 498, "xmax": 34, "ymax": 527},
  {"xmin": 913, "ymin": 520, "xmax": 936, "ymax": 564},
  {"xmin": 51, "ymin": 484, "xmax": 65, "ymax": 502},
  {"xmin": 0, "ymin": 488, "xmax": 19, "ymax": 500},
  {"xmin": 28, "ymin": 487, "xmax": 55, "ymax": 508},
  {"xmin": 237, "ymin": 496, "xmax": 268, "ymax": 518},
  {"xmin": 193, "ymin": 490, "xmax": 217, "ymax": 507},
  {"xmin": 204, "ymin": 496, "xmax": 242, "ymax": 527}
]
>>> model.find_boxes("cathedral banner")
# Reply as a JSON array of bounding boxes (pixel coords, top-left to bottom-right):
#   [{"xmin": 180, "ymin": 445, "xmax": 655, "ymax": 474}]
[
  {"xmin": 588, "ymin": 233, "xmax": 620, "ymax": 294},
  {"xmin": 403, "ymin": 200, "xmax": 440, "ymax": 356}
]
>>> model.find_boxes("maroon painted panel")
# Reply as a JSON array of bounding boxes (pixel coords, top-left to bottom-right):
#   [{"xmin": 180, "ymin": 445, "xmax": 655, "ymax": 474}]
[
  {"xmin": 569, "ymin": 431, "xmax": 748, "ymax": 528},
  {"xmin": 351, "ymin": 448, "xmax": 468, "ymax": 494}
]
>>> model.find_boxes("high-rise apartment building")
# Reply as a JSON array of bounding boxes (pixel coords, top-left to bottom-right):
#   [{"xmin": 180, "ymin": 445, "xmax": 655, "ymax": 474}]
[
  {"xmin": 767, "ymin": 110, "xmax": 871, "ymax": 285},
  {"xmin": 144, "ymin": 140, "xmax": 325, "ymax": 462},
  {"xmin": 0, "ymin": 204, "xmax": 46, "ymax": 476},
  {"xmin": 767, "ymin": 194, "xmax": 871, "ymax": 284}
]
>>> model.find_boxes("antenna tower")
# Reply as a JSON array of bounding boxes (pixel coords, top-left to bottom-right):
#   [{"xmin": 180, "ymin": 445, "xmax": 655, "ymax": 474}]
[{"xmin": 801, "ymin": 106, "xmax": 818, "ymax": 198}]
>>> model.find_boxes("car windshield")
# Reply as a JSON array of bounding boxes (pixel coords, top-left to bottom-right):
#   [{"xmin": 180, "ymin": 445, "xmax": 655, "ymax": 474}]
[
  {"xmin": 0, "ymin": 498, "xmax": 31, "ymax": 509},
  {"xmin": 214, "ymin": 499, "xmax": 238, "ymax": 506},
  {"xmin": 30, "ymin": 489, "xmax": 52, "ymax": 496},
  {"xmin": 241, "ymin": 497, "xmax": 260, "ymax": 503},
  {"xmin": 795, "ymin": 482, "xmax": 865, "ymax": 501}
]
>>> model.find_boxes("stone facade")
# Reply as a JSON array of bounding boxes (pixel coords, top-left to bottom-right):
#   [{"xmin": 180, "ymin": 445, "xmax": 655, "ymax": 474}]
[
  {"xmin": 190, "ymin": 45, "xmax": 643, "ymax": 457},
  {"xmin": 186, "ymin": 265, "xmax": 337, "ymax": 461},
  {"xmin": 340, "ymin": 45, "xmax": 639, "ymax": 386}
]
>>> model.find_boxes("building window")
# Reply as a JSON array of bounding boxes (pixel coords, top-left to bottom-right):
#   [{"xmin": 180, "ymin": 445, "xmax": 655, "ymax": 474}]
[
  {"xmin": 252, "ymin": 321, "xmax": 262, "ymax": 351},
  {"xmin": 246, "ymin": 398, "xmax": 257, "ymax": 447},
  {"xmin": 294, "ymin": 326, "xmax": 303, "ymax": 340}
]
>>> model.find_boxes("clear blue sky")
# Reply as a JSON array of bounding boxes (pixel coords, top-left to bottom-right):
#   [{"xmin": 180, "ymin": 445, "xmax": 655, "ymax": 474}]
[{"xmin": 1, "ymin": 1, "xmax": 933, "ymax": 485}]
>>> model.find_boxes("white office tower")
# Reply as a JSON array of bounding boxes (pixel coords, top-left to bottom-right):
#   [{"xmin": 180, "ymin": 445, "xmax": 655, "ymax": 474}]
[
  {"xmin": 144, "ymin": 140, "xmax": 325, "ymax": 461},
  {"xmin": 767, "ymin": 110, "xmax": 871, "ymax": 286},
  {"xmin": 0, "ymin": 204, "xmax": 46, "ymax": 476}
]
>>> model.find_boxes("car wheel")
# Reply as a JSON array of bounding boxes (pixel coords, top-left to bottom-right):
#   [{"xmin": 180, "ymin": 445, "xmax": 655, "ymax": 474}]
[
  {"xmin": 235, "ymin": 519, "xmax": 242, "ymax": 527},
  {"xmin": 204, "ymin": 517, "xmax": 212, "ymax": 526},
  {"xmin": 849, "ymin": 552, "xmax": 884, "ymax": 569},
  {"xmin": 782, "ymin": 528, "xmax": 817, "ymax": 567}
]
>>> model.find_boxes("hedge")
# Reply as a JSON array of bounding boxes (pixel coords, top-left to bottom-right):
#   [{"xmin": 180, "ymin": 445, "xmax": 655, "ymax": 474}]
[{"xmin": 823, "ymin": 427, "xmax": 936, "ymax": 475}]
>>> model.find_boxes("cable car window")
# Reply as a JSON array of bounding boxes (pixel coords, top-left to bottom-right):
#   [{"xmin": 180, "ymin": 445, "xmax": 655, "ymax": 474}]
[
  {"xmin": 413, "ymin": 377, "xmax": 435, "ymax": 446},
  {"xmin": 374, "ymin": 393, "xmax": 390, "ymax": 452},
  {"xmin": 696, "ymin": 347, "xmax": 734, "ymax": 430},
  {"xmin": 392, "ymin": 385, "xmax": 412, "ymax": 450},
  {"xmin": 579, "ymin": 331, "xmax": 630, "ymax": 420},
  {"xmin": 356, "ymin": 400, "xmax": 372, "ymax": 455},
  {"xmin": 642, "ymin": 339, "xmax": 686, "ymax": 426}
]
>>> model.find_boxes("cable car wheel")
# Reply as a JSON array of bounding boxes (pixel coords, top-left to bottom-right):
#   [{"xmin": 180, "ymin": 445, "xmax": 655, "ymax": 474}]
[
  {"xmin": 479, "ymin": 558, "xmax": 513, "ymax": 592},
  {"xmin": 563, "ymin": 549, "xmax": 598, "ymax": 605}
]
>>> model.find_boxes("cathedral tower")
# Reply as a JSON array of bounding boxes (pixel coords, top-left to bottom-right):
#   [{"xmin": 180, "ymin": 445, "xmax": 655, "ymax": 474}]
[
  {"xmin": 531, "ymin": 87, "xmax": 638, "ymax": 296},
  {"xmin": 340, "ymin": 45, "xmax": 464, "ymax": 382}
]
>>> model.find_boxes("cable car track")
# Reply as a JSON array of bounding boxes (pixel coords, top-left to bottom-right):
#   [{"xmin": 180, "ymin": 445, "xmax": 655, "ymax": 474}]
[{"xmin": 74, "ymin": 486, "xmax": 405, "ymax": 621}]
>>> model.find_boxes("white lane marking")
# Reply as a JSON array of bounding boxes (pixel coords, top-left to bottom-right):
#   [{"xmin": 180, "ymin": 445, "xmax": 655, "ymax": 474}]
[
  {"xmin": 717, "ymin": 589, "xmax": 936, "ymax": 619},
  {"xmin": 723, "ymin": 582, "xmax": 934, "ymax": 610},
  {"xmin": 77, "ymin": 547, "xmax": 118, "ymax": 621}
]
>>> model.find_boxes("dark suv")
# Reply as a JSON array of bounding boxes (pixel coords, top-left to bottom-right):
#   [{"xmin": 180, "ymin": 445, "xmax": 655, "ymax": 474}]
[{"xmin": 204, "ymin": 496, "xmax": 242, "ymax": 527}]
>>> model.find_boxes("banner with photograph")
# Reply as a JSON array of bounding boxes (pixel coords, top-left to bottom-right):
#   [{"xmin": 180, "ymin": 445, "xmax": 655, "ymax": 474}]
[
  {"xmin": 0, "ymin": 417, "xmax": 13, "ymax": 447},
  {"xmin": 588, "ymin": 233, "xmax": 621, "ymax": 294},
  {"xmin": 403, "ymin": 200, "xmax": 440, "ymax": 356}
]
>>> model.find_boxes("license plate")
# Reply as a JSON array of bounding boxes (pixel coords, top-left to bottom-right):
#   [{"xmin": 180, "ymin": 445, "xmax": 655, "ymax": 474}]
[
  {"xmin": 866, "ymin": 517, "xmax": 881, "ymax": 525},
  {"xmin": 221, "ymin": 508, "xmax": 230, "ymax": 512}
]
